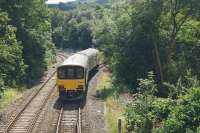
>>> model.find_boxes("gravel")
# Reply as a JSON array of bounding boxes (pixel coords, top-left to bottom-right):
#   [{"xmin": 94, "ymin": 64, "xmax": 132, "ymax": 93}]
[
  {"xmin": 85, "ymin": 67, "xmax": 108, "ymax": 133},
  {"xmin": 0, "ymin": 52, "xmax": 108, "ymax": 133}
]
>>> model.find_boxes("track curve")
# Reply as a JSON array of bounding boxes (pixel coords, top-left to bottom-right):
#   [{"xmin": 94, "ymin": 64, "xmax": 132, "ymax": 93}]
[{"xmin": 1, "ymin": 54, "xmax": 66, "ymax": 133}]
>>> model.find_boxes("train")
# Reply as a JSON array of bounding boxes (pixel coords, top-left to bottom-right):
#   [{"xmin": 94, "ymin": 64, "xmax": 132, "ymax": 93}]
[{"xmin": 57, "ymin": 48, "xmax": 100, "ymax": 100}]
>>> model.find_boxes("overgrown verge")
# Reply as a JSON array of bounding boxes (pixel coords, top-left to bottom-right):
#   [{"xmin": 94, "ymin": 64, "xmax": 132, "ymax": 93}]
[
  {"xmin": 125, "ymin": 72, "xmax": 200, "ymax": 133},
  {"xmin": 96, "ymin": 70, "xmax": 126, "ymax": 133},
  {"xmin": 0, "ymin": 0, "xmax": 56, "ymax": 97},
  {"xmin": 0, "ymin": 87, "xmax": 24, "ymax": 109}
]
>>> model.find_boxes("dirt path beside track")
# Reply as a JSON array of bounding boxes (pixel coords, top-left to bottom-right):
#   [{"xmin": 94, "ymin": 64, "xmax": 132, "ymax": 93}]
[{"xmin": 85, "ymin": 66, "xmax": 109, "ymax": 133}]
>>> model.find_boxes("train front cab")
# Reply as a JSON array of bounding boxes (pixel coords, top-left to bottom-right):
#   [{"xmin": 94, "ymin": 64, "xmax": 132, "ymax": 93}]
[{"xmin": 57, "ymin": 65, "xmax": 86, "ymax": 100}]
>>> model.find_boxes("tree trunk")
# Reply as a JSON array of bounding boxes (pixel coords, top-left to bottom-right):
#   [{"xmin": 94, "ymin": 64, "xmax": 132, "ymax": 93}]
[{"xmin": 153, "ymin": 42, "xmax": 164, "ymax": 95}]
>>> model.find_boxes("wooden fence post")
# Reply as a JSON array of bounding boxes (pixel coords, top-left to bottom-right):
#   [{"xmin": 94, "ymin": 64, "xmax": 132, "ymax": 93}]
[{"xmin": 118, "ymin": 119, "xmax": 122, "ymax": 133}]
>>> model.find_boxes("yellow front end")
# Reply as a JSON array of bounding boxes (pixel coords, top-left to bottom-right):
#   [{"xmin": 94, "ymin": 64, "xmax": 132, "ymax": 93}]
[
  {"xmin": 57, "ymin": 79, "xmax": 85, "ymax": 91},
  {"xmin": 57, "ymin": 79, "xmax": 85, "ymax": 100}
]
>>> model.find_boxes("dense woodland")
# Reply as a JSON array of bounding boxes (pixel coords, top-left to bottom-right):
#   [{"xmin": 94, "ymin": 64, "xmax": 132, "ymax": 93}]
[
  {"xmin": 50, "ymin": 0, "xmax": 200, "ymax": 132},
  {"xmin": 0, "ymin": 0, "xmax": 55, "ymax": 91},
  {"xmin": 0, "ymin": 0, "xmax": 200, "ymax": 132}
]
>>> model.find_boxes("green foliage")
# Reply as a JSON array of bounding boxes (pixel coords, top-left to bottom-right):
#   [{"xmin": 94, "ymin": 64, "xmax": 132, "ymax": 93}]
[
  {"xmin": 164, "ymin": 70, "xmax": 199, "ymax": 98},
  {"xmin": 51, "ymin": 9, "xmax": 69, "ymax": 47},
  {"xmin": 150, "ymin": 98, "xmax": 173, "ymax": 123},
  {"xmin": 0, "ymin": 0, "xmax": 56, "ymax": 99},
  {"xmin": 125, "ymin": 72, "xmax": 157, "ymax": 133},
  {"xmin": 92, "ymin": 0, "xmax": 163, "ymax": 90},
  {"xmin": 157, "ymin": 87, "xmax": 200, "ymax": 133},
  {"xmin": 0, "ymin": 0, "xmax": 56, "ymax": 84},
  {"xmin": 0, "ymin": 0, "xmax": 199, "ymax": 131},
  {"xmin": 138, "ymin": 72, "xmax": 157, "ymax": 95},
  {"xmin": 0, "ymin": 77, "xmax": 5, "ymax": 97},
  {"xmin": 0, "ymin": 11, "xmax": 26, "ymax": 87},
  {"xmin": 189, "ymin": 43, "xmax": 200, "ymax": 78},
  {"xmin": 49, "ymin": 0, "xmax": 200, "ymax": 132},
  {"xmin": 48, "ymin": 0, "xmax": 111, "ymax": 11},
  {"xmin": 51, "ymin": 4, "xmax": 98, "ymax": 49},
  {"xmin": 126, "ymin": 71, "xmax": 200, "ymax": 133},
  {"xmin": 92, "ymin": 0, "xmax": 200, "ymax": 95}
]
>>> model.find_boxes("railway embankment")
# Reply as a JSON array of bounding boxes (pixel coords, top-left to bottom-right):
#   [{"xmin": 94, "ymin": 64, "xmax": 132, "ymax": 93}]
[
  {"xmin": 85, "ymin": 66, "xmax": 108, "ymax": 133},
  {"xmin": 84, "ymin": 65, "xmax": 129, "ymax": 133},
  {"xmin": 0, "ymin": 53, "xmax": 66, "ymax": 132},
  {"xmin": 90, "ymin": 66, "xmax": 132, "ymax": 133},
  {"xmin": 0, "ymin": 50, "xmax": 119, "ymax": 133}
]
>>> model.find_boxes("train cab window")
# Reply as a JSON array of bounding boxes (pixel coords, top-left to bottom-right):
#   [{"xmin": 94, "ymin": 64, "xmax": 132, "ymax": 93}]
[
  {"xmin": 76, "ymin": 68, "xmax": 84, "ymax": 79},
  {"xmin": 58, "ymin": 66, "xmax": 84, "ymax": 79},
  {"xmin": 67, "ymin": 68, "xmax": 74, "ymax": 79}
]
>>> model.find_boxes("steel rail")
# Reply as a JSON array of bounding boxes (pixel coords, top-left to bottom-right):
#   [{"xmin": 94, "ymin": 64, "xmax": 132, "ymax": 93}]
[
  {"xmin": 26, "ymin": 85, "xmax": 57, "ymax": 133},
  {"xmin": 56, "ymin": 105, "xmax": 64, "ymax": 133},
  {"xmin": 3, "ymin": 54, "xmax": 65, "ymax": 133},
  {"xmin": 56, "ymin": 105, "xmax": 81, "ymax": 133},
  {"xmin": 76, "ymin": 108, "xmax": 82, "ymax": 133}
]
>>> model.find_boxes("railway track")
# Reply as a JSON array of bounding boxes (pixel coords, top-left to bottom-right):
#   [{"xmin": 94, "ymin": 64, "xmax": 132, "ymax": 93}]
[
  {"xmin": 1, "ymin": 54, "xmax": 66, "ymax": 133},
  {"xmin": 56, "ymin": 103, "xmax": 82, "ymax": 133}
]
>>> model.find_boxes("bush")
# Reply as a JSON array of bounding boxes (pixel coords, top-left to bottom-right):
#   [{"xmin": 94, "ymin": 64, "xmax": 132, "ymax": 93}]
[
  {"xmin": 0, "ymin": 11, "xmax": 26, "ymax": 86},
  {"xmin": 150, "ymin": 98, "xmax": 174, "ymax": 123},
  {"xmin": 157, "ymin": 87, "xmax": 200, "ymax": 133},
  {"xmin": 164, "ymin": 70, "xmax": 199, "ymax": 98},
  {"xmin": 125, "ymin": 72, "xmax": 158, "ymax": 133},
  {"xmin": 0, "ymin": 77, "xmax": 5, "ymax": 98},
  {"xmin": 125, "ymin": 71, "xmax": 200, "ymax": 133}
]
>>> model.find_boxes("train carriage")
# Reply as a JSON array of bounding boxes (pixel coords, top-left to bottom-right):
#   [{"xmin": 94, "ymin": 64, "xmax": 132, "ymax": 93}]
[{"xmin": 57, "ymin": 48, "xmax": 99, "ymax": 100}]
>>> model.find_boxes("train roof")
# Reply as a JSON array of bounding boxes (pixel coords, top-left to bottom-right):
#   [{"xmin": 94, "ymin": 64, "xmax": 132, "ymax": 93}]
[
  {"xmin": 59, "ymin": 54, "xmax": 88, "ymax": 68},
  {"xmin": 77, "ymin": 48, "xmax": 99, "ymax": 57},
  {"xmin": 58, "ymin": 48, "xmax": 99, "ymax": 68}
]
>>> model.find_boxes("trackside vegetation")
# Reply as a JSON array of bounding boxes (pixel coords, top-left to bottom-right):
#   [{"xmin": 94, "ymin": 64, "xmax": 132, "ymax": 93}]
[
  {"xmin": 50, "ymin": 0, "xmax": 200, "ymax": 132},
  {"xmin": 0, "ymin": 0, "xmax": 200, "ymax": 132},
  {"xmin": 0, "ymin": 0, "xmax": 55, "ymax": 98}
]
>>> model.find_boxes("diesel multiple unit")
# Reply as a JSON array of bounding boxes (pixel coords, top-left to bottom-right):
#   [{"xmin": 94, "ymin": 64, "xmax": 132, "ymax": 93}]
[{"xmin": 57, "ymin": 48, "xmax": 99, "ymax": 100}]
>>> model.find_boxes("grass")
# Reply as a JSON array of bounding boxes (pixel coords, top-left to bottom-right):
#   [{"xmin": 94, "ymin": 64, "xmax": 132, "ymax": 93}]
[
  {"xmin": 96, "ymin": 71, "xmax": 126, "ymax": 133},
  {"xmin": 96, "ymin": 72, "xmax": 114, "ymax": 100},
  {"xmin": 106, "ymin": 97, "xmax": 126, "ymax": 133},
  {"xmin": 0, "ymin": 88, "xmax": 24, "ymax": 109}
]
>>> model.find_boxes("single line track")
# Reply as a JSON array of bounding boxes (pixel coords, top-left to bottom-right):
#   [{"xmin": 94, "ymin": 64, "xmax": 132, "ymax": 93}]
[
  {"xmin": 2, "ymin": 54, "xmax": 66, "ymax": 133},
  {"xmin": 56, "ymin": 103, "xmax": 81, "ymax": 133}
]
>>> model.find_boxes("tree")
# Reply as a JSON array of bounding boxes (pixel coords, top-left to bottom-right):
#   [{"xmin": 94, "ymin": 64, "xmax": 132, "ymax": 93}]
[
  {"xmin": 126, "ymin": 72, "xmax": 157, "ymax": 133},
  {"xmin": 0, "ymin": 11, "xmax": 26, "ymax": 86},
  {"xmin": 92, "ymin": 0, "xmax": 163, "ymax": 89},
  {"xmin": 0, "ymin": 0, "xmax": 56, "ymax": 84},
  {"xmin": 51, "ymin": 4, "xmax": 95, "ymax": 49},
  {"xmin": 157, "ymin": 87, "xmax": 200, "ymax": 133},
  {"xmin": 161, "ymin": 0, "xmax": 200, "ymax": 63},
  {"xmin": 51, "ymin": 9, "xmax": 69, "ymax": 47},
  {"xmin": 77, "ymin": 22, "xmax": 93, "ymax": 48}
]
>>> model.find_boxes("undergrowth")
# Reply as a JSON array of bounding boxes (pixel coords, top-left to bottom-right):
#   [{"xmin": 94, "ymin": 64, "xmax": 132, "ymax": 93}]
[
  {"xmin": 96, "ymin": 70, "xmax": 126, "ymax": 133},
  {"xmin": 0, "ymin": 88, "xmax": 24, "ymax": 109}
]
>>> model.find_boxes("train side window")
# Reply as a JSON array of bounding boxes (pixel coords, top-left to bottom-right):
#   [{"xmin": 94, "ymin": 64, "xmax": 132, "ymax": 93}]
[
  {"xmin": 76, "ymin": 68, "xmax": 84, "ymax": 79},
  {"xmin": 67, "ymin": 68, "xmax": 74, "ymax": 79}
]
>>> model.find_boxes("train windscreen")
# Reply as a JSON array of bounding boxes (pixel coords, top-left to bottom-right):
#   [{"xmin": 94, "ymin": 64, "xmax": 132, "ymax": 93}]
[{"xmin": 58, "ymin": 66, "xmax": 84, "ymax": 79}]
